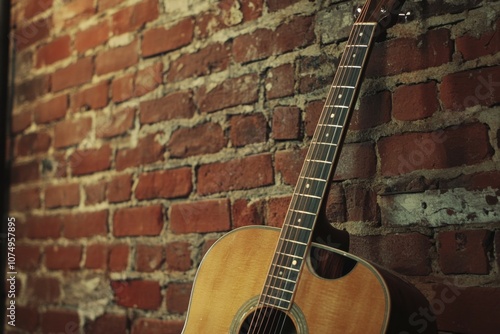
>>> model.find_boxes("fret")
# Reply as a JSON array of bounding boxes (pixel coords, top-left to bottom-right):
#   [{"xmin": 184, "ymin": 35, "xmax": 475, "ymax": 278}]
[
  {"xmin": 280, "ymin": 238, "xmax": 308, "ymax": 246},
  {"xmin": 332, "ymin": 85, "xmax": 356, "ymax": 89},
  {"xmin": 277, "ymin": 251, "xmax": 304, "ymax": 258},
  {"xmin": 295, "ymin": 192, "xmax": 322, "ymax": 200},
  {"xmin": 269, "ymin": 274, "xmax": 296, "ymax": 284},
  {"xmin": 306, "ymin": 158, "xmax": 332, "ymax": 165},
  {"xmin": 311, "ymin": 140, "xmax": 338, "ymax": 147},
  {"xmin": 324, "ymin": 104, "xmax": 349, "ymax": 109},
  {"xmin": 346, "ymin": 44, "xmax": 368, "ymax": 48},
  {"xmin": 264, "ymin": 294, "xmax": 291, "ymax": 305},
  {"xmin": 275, "ymin": 263, "xmax": 301, "ymax": 272},
  {"xmin": 265, "ymin": 284, "xmax": 294, "ymax": 294},
  {"xmin": 339, "ymin": 65, "xmax": 362, "ymax": 69},
  {"xmin": 318, "ymin": 123, "xmax": 342, "ymax": 129},
  {"xmin": 301, "ymin": 176, "xmax": 327, "ymax": 183}
]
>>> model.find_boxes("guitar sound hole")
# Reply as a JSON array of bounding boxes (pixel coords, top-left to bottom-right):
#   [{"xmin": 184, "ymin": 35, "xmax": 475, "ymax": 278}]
[{"xmin": 239, "ymin": 306, "xmax": 297, "ymax": 334}]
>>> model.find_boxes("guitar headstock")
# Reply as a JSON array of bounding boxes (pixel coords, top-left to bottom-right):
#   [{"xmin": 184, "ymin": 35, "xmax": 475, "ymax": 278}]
[{"xmin": 356, "ymin": 0, "xmax": 407, "ymax": 30}]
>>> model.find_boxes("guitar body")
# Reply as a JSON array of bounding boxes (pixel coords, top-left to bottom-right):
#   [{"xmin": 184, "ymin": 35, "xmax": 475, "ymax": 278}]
[{"xmin": 182, "ymin": 226, "xmax": 435, "ymax": 333}]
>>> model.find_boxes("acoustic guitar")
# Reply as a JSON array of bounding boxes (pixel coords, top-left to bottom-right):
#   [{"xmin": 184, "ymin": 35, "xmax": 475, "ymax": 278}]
[{"xmin": 182, "ymin": 0, "xmax": 437, "ymax": 332}]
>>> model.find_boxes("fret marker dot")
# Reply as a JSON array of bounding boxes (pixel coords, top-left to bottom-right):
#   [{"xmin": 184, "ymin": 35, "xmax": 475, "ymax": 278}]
[
  {"xmin": 279, "ymin": 271, "xmax": 283, "ymax": 275},
  {"xmin": 330, "ymin": 113, "xmax": 334, "ymax": 118},
  {"xmin": 292, "ymin": 260, "xmax": 297, "ymax": 266},
  {"xmin": 353, "ymin": 54, "xmax": 356, "ymax": 58},
  {"xmin": 306, "ymin": 184, "xmax": 310, "ymax": 188},
  {"xmin": 338, "ymin": 94, "xmax": 342, "ymax": 99},
  {"xmin": 359, "ymin": 32, "xmax": 363, "ymax": 36},
  {"xmin": 326, "ymin": 133, "xmax": 329, "ymax": 137}
]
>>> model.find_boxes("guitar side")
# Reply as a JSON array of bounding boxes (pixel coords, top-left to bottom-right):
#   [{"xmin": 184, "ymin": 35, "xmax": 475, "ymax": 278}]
[{"xmin": 183, "ymin": 226, "xmax": 395, "ymax": 333}]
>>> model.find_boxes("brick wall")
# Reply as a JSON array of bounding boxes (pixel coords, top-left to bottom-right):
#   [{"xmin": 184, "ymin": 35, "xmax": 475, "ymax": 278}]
[{"xmin": 7, "ymin": 0, "xmax": 500, "ymax": 333}]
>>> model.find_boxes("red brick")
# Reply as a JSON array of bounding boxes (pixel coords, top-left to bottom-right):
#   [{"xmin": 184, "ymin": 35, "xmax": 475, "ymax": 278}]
[
  {"xmin": 58, "ymin": 0, "xmax": 96, "ymax": 24},
  {"xmin": 393, "ymin": 82, "xmax": 440, "ymax": 121},
  {"xmin": 98, "ymin": 0, "xmax": 121, "ymax": 11},
  {"xmin": 298, "ymin": 54, "xmax": 335, "ymax": 94},
  {"xmin": 241, "ymin": 0, "xmax": 263, "ymax": 21},
  {"xmin": 113, "ymin": 205, "xmax": 163, "ymax": 237},
  {"xmin": 438, "ymin": 229, "xmax": 492, "ymax": 274},
  {"xmin": 367, "ymin": 28, "xmax": 453, "ymax": 77},
  {"xmin": 72, "ymin": 81, "xmax": 109, "ymax": 111},
  {"xmin": 272, "ymin": 106, "xmax": 300, "ymax": 140},
  {"xmin": 45, "ymin": 182, "xmax": 80, "ymax": 208},
  {"xmin": 351, "ymin": 90, "xmax": 391, "ymax": 130},
  {"xmin": 111, "ymin": 280, "xmax": 161, "ymax": 310},
  {"xmin": 431, "ymin": 285, "xmax": 500, "ymax": 333},
  {"xmin": 11, "ymin": 110, "xmax": 32, "ymax": 134},
  {"xmin": 23, "ymin": 0, "xmax": 53, "ymax": 19},
  {"xmin": 17, "ymin": 244, "xmax": 41, "ymax": 271},
  {"xmin": 230, "ymin": 113, "xmax": 267, "ymax": 147},
  {"xmin": 378, "ymin": 123, "xmax": 493, "ymax": 176},
  {"xmin": 275, "ymin": 147, "xmax": 307, "ymax": 186},
  {"xmin": 86, "ymin": 313, "xmax": 127, "ymax": 334},
  {"xmin": 195, "ymin": 12, "xmax": 226, "ymax": 39},
  {"xmin": 345, "ymin": 184, "xmax": 378, "ymax": 222},
  {"xmin": 116, "ymin": 134, "xmax": 164, "ymax": 170},
  {"xmin": 440, "ymin": 65, "xmax": 500, "ymax": 111},
  {"xmin": 95, "ymin": 40, "xmax": 139, "ymax": 75},
  {"xmin": 45, "ymin": 245, "xmax": 82, "ymax": 270},
  {"xmin": 109, "ymin": 244, "xmax": 129, "ymax": 271},
  {"xmin": 323, "ymin": 183, "xmax": 346, "ymax": 223},
  {"xmin": 197, "ymin": 74, "xmax": 259, "ymax": 113},
  {"xmin": 28, "ymin": 276, "xmax": 60, "ymax": 303},
  {"xmin": 140, "ymin": 90, "xmax": 196, "ymax": 124},
  {"xmin": 16, "ymin": 75, "xmax": 50, "ymax": 104},
  {"xmin": 17, "ymin": 306, "xmax": 39, "ymax": 332},
  {"xmin": 197, "ymin": 154, "xmax": 273, "ymax": 195},
  {"xmin": 111, "ymin": 72, "xmax": 134, "ymax": 103},
  {"xmin": 232, "ymin": 198, "xmax": 265, "ymax": 228},
  {"xmin": 233, "ymin": 15, "xmax": 315, "ymax": 63},
  {"xmin": 266, "ymin": 63, "xmax": 295, "ymax": 100},
  {"xmin": 112, "ymin": 0, "xmax": 158, "ymax": 35},
  {"xmin": 34, "ymin": 94, "xmax": 68, "ymax": 124},
  {"xmin": 75, "ymin": 21, "xmax": 110, "ymax": 53},
  {"xmin": 142, "ymin": 18, "xmax": 194, "ymax": 57},
  {"xmin": 334, "ymin": 142, "xmax": 376, "ymax": 180},
  {"xmin": 51, "ymin": 57, "xmax": 93, "ymax": 92},
  {"xmin": 15, "ymin": 17, "xmax": 51, "ymax": 50},
  {"xmin": 11, "ymin": 160, "xmax": 40, "ymax": 185},
  {"xmin": 136, "ymin": 168, "xmax": 192, "ymax": 200},
  {"xmin": 85, "ymin": 182, "xmax": 107, "ymax": 205},
  {"xmin": 85, "ymin": 243, "xmax": 108, "ymax": 270},
  {"xmin": 96, "ymin": 107, "xmax": 135, "ymax": 138},
  {"xmin": 15, "ymin": 132, "xmax": 51, "ymax": 157},
  {"xmin": 441, "ymin": 170, "xmax": 500, "ymax": 191},
  {"xmin": 135, "ymin": 62, "xmax": 163, "ymax": 97},
  {"xmin": 168, "ymin": 42, "xmax": 231, "ymax": 81},
  {"xmin": 70, "ymin": 145, "xmax": 112, "ymax": 175},
  {"xmin": 170, "ymin": 199, "xmax": 230, "ymax": 234},
  {"xmin": 132, "ymin": 318, "xmax": 185, "ymax": 334},
  {"xmin": 136, "ymin": 244, "xmax": 164, "ymax": 272},
  {"xmin": 36, "ymin": 35, "xmax": 71, "ymax": 67},
  {"xmin": 456, "ymin": 19, "xmax": 500, "ymax": 61},
  {"xmin": 168, "ymin": 122, "xmax": 227, "ymax": 158},
  {"xmin": 63, "ymin": 211, "xmax": 108, "ymax": 239},
  {"xmin": 266, "ymin": 196, "xmax": 291, "ymax": 228},
  {"xmin": 304, "ymin": 100, "xmax": 324, "ymax": 137},
  {"xmin": 40, "ymin": 309, "xmax": 79, "ymax": 334},
  {"xmin": 166, "ymin": 283, "xmax": 192, "ymax": 314},
  {"xmin": 25, "ymin": 215, "xmax": 63, "ymax": 239},
  {"xmin": 107, "ymin": 173, "xmax": 132, "ymax": 203},
  {"xmin": 202, "ymin": 239, "xmax": 218, "ymax": 257},
  {"xmin": 267, "ymin": 0, "xmax": 300, "ymax": 11},
  {"xmin": 165, "ymin": 242, "xmax": 192, "ymax": 271},
  {"xmin": 351, "ymin": 233, "xmax": 432, "ymax": 275}
]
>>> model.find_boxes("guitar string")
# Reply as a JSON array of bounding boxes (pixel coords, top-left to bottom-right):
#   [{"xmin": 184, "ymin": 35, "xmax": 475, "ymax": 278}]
[{"xmin": 247, "ymin": 5, "xmax": 374, "ymax": 333}]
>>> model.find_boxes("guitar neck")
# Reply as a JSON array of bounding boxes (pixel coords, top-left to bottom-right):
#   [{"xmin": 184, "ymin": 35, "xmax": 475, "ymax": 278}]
[{"xmin": 261, "ymin": 22, "xmax": 378, "ymax": 310}]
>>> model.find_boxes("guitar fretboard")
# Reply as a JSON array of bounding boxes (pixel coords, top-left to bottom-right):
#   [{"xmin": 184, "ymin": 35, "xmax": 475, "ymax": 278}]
[{"xmin": 260, "ymin": 22, "xmax": 378, "ymax": 310}]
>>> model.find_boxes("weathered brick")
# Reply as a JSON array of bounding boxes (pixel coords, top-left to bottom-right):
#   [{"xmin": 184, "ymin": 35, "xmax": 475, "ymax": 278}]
[
  {"xmin": 11, "ymin": 160, "xmax": 40, "ymax": 185},
  {"xmin": 111, "ymin": 0, "xmax": 159, "ymax": 35},
  {"xmin": 51, "ymin": 57, "xmax": 93, "ymax": 92},
  {"xmin": 15, "ymin": 17, "xmax": 51, "ymax": 50},
  {"xmin": 107, "ymin": 173, "xmax": 132, "ymax": 203},
  {"xmin": 142, "ymin": 18, "xmax": 194, "ymax": 57},
  {"xmin": 266, "ymin": 196, "xmax": 291, "ymax": 228},
  {"xmin": 241, "ymin": 0, "xmax": 263, "ymax": 22},
  {"xmin": 165, "ymin": 241, "xmax": 192, "ymax": 271},
  {"xmin": 267, "ymin": 0, "xmax": 300, "ymax": 11},
  {"xmin": 304, "ymin": 100, "xmax": 324, "ymax": 137},
  {"xmin": 72, "ymin": 81, "xmax": 109, "ymax": 111},
  {"xmin": 136, "ymin": 244, "xmax": 164, "ymax": 272},
  {"xmin": 15, "ymin": 131, "xmax": 51, "ymax": 157},
  {"xmin": 196, "ymin": 74, "xmax": 259, "ymax": 113},
  {"xmin": 45, "ymin": 182, "xmax": 80, "ymax": 208},
  {"xmin": 367, "ymin": 29, "xmax": 453, "ymax": 77},
  {"xmin": 113, "ymin": 205, "xmax": 163, "ymax": 237},
  {"xmin": 116, "ymin": 134, "xmax": 164, "ymax": 170},
  {"xmin": 456, "ymin": 19, "xmax": 500, "ymax": 61},
  {"xmin": 334, "ymin": 142, "xmax": 376, "ymax": 180},
  {"xmin": 298, "ymin": 53, "xmax": 335, "ymax": 94},
  {"xmin": 57, "ymin": 0, "xmax": 96, "ymax": 27},
  {"xmin": 95, "ymin": 40, "xmax": 139, "ymax": 75},
  {"xmin": 135, "ymin": 62, "xmax": 163, "ymax": 97},
  {"xmin": 131, "ymin": 318, "xmax": 185, "ymax": 334},
  {"xmin": 16, "ymin": 306, "xmax": 39, "ymax": 332},
  {"xmin": 351, "ymin": 90, "xmax": 391, "ymax": 131},
  {"xmin": 11, "ymin": 110, "xmax": 32, "ymax": 134},
  {"xmin": 168, "ymin": 122, "xmax": 227, "ymax": 158},
  {"xmin": 440, "ymin": 65, "xmax": 500, "ymax": 111},
  {"xmin": 109, "ymin": 244, "xmax": 129, "ymax": 271},
  {"xmin": 166, "ymin": 283, "xmax": 192, "ymax": 314},
  {"xmin": 75, "ymin": 21, "xmax": 110, "ymax": 53},
  {"xmin": 70, "ymin": 145, "xmax": 112, "ymax": 176},
  {"xmin": 86, "ymin": 313, "xmax": 127, "ymax": 334},
  {"xmin": 135, "ymin": 168, "xmax": 192, "ymax": 200},
  {"xmin": 378, "ymin": 123, "xmax": 493, "ymax": 176},
  {"xmin": 393, "ymin": 82, "xmax": 439, "ymax": 121},
  {"xmin": 45, "ymin": 245, "xmax": 82, "ymax": 270},
  {"xmin": 23, "ymin": 0, "xmax": 53, "ymax": 19},
  {"xmin": 16, "ymin": 75, "xmax": 50, "ymax": 104},
  {"xmin": 139, "ymin": 90, "xmax": 196, "ymax": 124},
  {"xmin": 265, "ymin": 63, "xmax": 295, "ymax": 100},
  {"xmin": 96, "ymin": 108, "xmax": 135, "ymax": 138},
  {"xmin": 85, "ymin": 243, "xmax": 108, "ymax": 270},
  {"xmin": 40, "ymin": 310, "xmax": 79, "ymax": 334},
  {"xmin": 54, "ymin": 117, "xmax": 92, "ymax": 148},
  {"xmin": 344, "ymin": 184, "xmax": 378, "ymax": 222},
  {"xmin": 197, "ymin": 154, "xmax": 273, "ymax": 195},
  {"xmin": 230, "ymin": 113, "xmax": 267, "ymax": 147},
  {"xmin": 170, "ymin": 199, "xmax": 230, "ymax": 234},
  {"xmin": 34, "ymin": 94, "xmax": 68, "ymax": 124},
  {"xmin": 85, "ymin": 182, "xmax": 106, "ymax": 205},
  {"xmin": 25, "ymin": 215, "xmax": 63, "ymax": 239},
  {"xmin": 438, "ymin": 229, "xmax": 492, "ymax": 274},
  {"xmin": 63, "ymin": 211, "xmax": 108, "ymax": 239},
  {"xmin": 323, "ymin": 183, "xmax": 346, "ymax": 223},
  {"xmin": 275, "ymin": 148, "xmax": 307, "ymax": 186},
  {"xmin": 36, "ymin": 35, "xmax": 71, "ymax": 67},
  {"xmin": 233, "ymin": 15, "xmax": 315, "ymax": 63},
  {"xmin": 111, "ymin": 72, "xmax": 134, "ymax": 103},
  {"xmin": 111, "ymin": 280, "xmax": 161, "ymax": 310},
  {"xmin": 17, "ymin": 244, "xmax": 41, "ymax": 271},
  {"xmin": 272, "ymin": 106, "xmax": 300, "ymax": 140},
  {"xmin": 98, "ymin": 0, "xmax": 121, "ymax": 11},
  {"xmin": 232, "ymin": 198, "xmax": 265, "ymax": 228},
  {"xmin": 28, "ymin": 276, "xmax": 60, "ymax": 303},
  {"xmin": 168, "ymin": 42, "xmax": 231, "ymax": 81}
]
